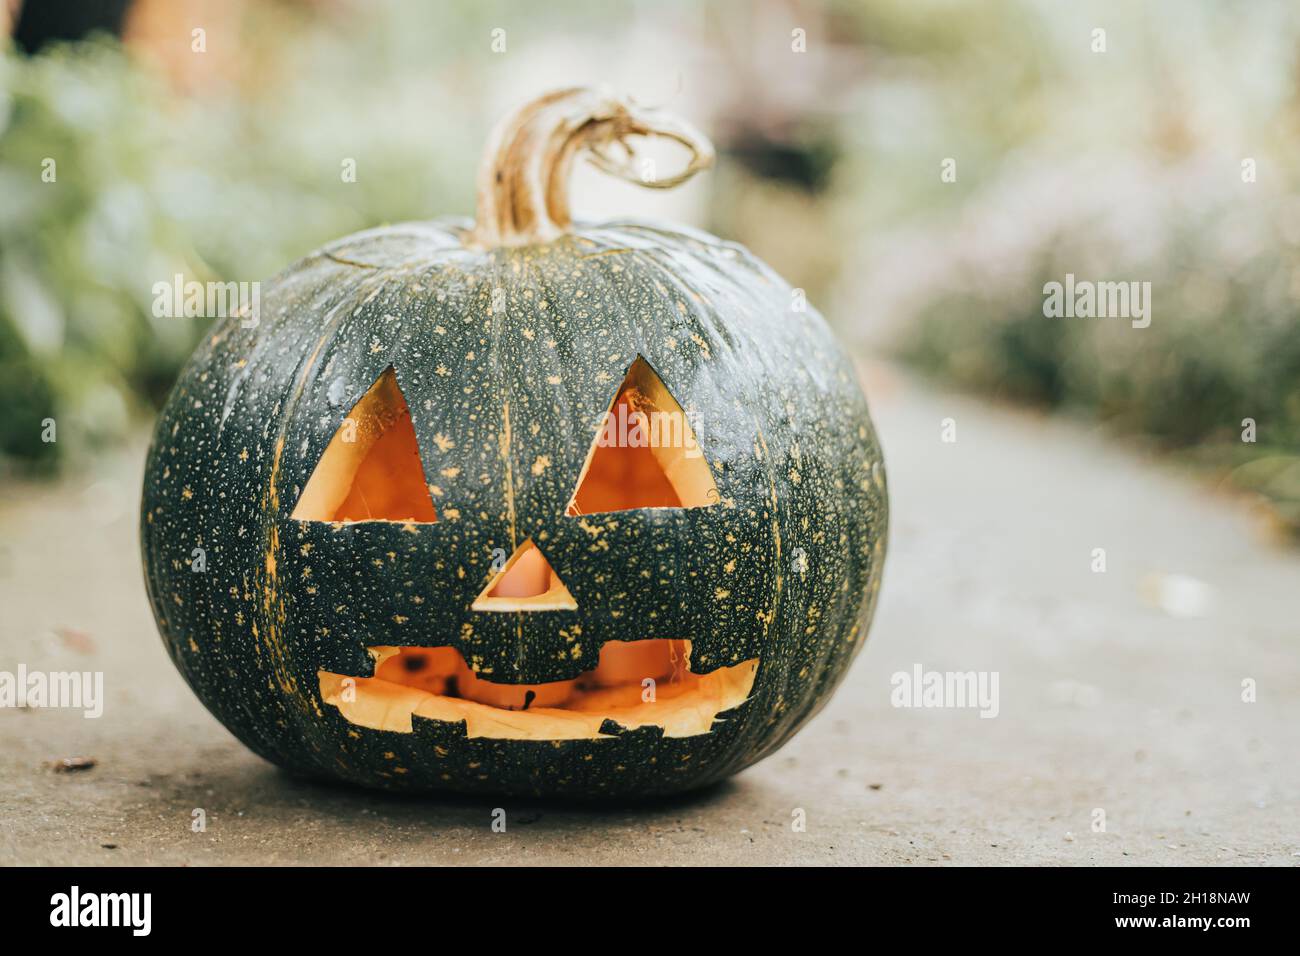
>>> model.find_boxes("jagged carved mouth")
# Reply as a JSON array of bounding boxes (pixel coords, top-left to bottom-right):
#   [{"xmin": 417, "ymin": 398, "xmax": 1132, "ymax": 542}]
[{"xmin": 318, "ymin": 639, "xmax": 758, "ymax": 741}]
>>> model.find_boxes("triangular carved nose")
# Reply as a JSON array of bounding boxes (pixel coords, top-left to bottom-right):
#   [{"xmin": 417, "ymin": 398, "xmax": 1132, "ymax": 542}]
[{"xmin": 472, "ymin": 539, "xmax": 576, "ymax": 612}]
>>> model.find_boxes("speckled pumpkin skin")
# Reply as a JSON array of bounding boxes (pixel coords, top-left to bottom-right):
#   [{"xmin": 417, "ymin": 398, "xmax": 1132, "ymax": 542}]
[{"xmin": 140, "ymin": 217, "xmax": 888, "ymax": 798}]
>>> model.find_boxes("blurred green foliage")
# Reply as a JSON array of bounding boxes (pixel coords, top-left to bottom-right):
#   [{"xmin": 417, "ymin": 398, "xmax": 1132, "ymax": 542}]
[
  {"xmin": 843, "ymin": 0, "xmax": 1300, "ymax": 538},
  {"xmin": 0, "ymin": 3, "xmax": 498, "ymax": 472},
  {"xmin": 0, "ymin": 41, "xmax": 189, "ymax": 469}
]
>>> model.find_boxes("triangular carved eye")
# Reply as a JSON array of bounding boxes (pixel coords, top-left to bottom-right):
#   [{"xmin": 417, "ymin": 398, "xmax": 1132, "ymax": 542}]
[
  {"xmin": 291, "ymin": 367, "xmax": 438, "ymax": 523},
  {"xmin": 566, "ymin": 356, "xmax": 717, "ymax": 516}
]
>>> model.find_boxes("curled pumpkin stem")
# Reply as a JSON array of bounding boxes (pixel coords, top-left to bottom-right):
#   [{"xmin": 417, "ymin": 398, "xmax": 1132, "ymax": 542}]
[{"xmin": 470, "ymin": 86, "xmax": 714, "ymax": 248}]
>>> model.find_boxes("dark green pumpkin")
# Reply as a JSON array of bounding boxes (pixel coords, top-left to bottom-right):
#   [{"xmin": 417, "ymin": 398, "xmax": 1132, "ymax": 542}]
[{"xmin": 140, "ymin": 88, "xmax": 888, "ymax": 798}]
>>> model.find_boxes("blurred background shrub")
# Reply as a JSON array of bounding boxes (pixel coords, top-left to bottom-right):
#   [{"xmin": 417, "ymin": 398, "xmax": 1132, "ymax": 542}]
[{"xmin": 1, "ymin": 0, "xmax": 1298, "ymax": 537}]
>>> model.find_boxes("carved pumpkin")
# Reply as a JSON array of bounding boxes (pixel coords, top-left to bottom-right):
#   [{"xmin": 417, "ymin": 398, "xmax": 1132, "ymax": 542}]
[{"xmin": 140, "ymin": 88, "xmax": 888, "ymax": 798}]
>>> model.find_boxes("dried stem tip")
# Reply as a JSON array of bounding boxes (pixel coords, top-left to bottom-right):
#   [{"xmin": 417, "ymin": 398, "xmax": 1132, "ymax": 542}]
[{"xmin": 470, "ymin": 86, "xmax": 714, "ymax": 248}]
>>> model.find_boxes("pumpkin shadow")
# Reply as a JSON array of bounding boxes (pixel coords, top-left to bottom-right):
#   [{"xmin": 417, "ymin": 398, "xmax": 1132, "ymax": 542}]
[
  {"xmin": 125, "ymin": 750, "xmax": 763, "ymax": 861},
  {"xmin": 264, "ymin": 763, "xmax": 742, "ymax": 822}
]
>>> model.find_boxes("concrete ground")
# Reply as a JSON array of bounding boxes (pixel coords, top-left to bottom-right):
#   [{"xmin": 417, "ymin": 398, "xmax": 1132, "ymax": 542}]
[{"xmin": 2, "ymin": 362, "xmax": 1297, "ymax": 866}]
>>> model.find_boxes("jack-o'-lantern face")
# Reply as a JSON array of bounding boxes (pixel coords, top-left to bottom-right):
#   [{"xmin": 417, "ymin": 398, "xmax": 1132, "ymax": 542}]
[
  {"xmin": 296, "ymin": 357, "xmax": 759, "ymax": 741},
  {"xmin": 141, "ymin": 88, "xmax": 887, "ymax": 798}
]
